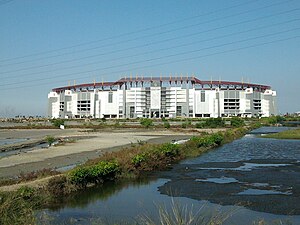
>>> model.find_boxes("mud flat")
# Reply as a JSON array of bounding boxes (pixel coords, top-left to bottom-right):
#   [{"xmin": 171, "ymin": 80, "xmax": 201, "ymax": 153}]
[
  {"xmin": 0, "ymin": 129, "xmax": 80, "ymax": 151},
  {"xmin": 0, "ymin": 128, "xmax": 203, "ymax": 178}
]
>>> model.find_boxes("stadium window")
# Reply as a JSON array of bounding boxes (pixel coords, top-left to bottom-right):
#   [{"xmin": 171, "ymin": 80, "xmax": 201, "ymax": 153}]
[
  {"xmin": 108, "ymin": 92, "xmax": 113, "ymax": 103},
  {"xmin": 201, "ymin": 91, "xmax": 205, "ymax": 102}
]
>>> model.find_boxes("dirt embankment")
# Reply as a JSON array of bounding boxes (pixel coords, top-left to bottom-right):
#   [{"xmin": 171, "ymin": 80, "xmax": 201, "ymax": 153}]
[{"xmin": 0, "ymin": 128, "xmax": 225, "ymax": 179}]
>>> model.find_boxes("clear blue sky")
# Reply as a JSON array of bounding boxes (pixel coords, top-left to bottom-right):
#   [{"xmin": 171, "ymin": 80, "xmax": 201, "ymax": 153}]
[{"xmin": 0, "ymin": 0, "xmax": 299, "ymax": 117}]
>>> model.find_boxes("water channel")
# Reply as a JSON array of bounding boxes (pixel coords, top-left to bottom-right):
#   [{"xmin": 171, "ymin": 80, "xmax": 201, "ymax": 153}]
[{"xmin": 38, "ymin": 127, "xmax": 300, "ymax": 224}]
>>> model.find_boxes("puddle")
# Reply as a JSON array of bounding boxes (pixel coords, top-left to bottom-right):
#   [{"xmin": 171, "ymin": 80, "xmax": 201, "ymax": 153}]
[
  {"xmin": 197, "ymin": 163, "xmax": 291, "ymax": 171},
  {"xmin": 234, "ymin": 163, "xmax": 291, "ymax": 171},
  {"xmin": 56, "ymin": 164, "xmax": 78, "ymax": 172},
  {"xmin": 0, "ymin": 138, "xmax": 28, "ymax": 146},
  {"xmin": 248, "ymin": 183, "xmax": 270, "ymax": 188},
  {"xmin": 237, "ymin": 188, "xmax": 292, "ymax": 196},
  {"xmin": 0, "ymin": 142, "xmax": 49, "ymax": 158},
  {"xmin": 196, "ymin": 177, "xmax": 239, "ymax": 184}
]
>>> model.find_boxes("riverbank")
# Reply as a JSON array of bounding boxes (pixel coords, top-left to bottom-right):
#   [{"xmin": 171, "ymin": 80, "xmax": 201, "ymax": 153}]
[
  {"xmin": 0, "ymin": 126, "xmax": 251, "ymax": 224},
  {"xmin": 0, "ymin": 128, "xmax": 216, "ymax": 179},
  {"xmin": 262, "ymin": 128, "xmax": 300, "ymax": 139}
]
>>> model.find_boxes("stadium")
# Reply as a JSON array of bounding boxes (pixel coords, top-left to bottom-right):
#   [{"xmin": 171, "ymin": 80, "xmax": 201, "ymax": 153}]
[{"xmin": 48, "ymin": 76, "xmax": 277, "ymax": 119}]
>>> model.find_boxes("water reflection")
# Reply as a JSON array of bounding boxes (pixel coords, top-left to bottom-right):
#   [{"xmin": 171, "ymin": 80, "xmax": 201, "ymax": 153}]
[{"xmin": 47, "ymin": 178, "xmax": 155, "ymax": 210}]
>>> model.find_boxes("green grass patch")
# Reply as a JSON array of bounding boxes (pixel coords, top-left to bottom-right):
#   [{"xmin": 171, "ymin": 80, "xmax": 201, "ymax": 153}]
[{"xmin": 262, "ymin": 128, "xmax": 300, "ymax": 139}]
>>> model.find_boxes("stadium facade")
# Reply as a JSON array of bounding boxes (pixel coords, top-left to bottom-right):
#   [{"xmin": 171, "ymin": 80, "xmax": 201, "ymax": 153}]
[{"xmin": 48, "ymin": 76, "xmax": 277, "ymax": 119}]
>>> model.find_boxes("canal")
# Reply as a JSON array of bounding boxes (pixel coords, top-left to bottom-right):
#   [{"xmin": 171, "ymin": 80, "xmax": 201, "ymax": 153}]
[{"xmin": 37, "ymin": 127, "xmax": 300, "ymax": 224}]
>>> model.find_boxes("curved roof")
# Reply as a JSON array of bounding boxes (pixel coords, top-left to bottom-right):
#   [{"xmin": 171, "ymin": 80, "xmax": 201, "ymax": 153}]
[{"xmin": 52, "ymin": 76, "xmax": 271, "ymax": 92}]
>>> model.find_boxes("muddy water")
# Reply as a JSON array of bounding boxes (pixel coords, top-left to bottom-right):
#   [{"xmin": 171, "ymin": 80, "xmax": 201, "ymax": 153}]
[
  {"xmin": 37, "ymin": 127, "xmax": 300, "ymax": 224},
  {"xmin": 0, "ymin": 138, "xmax": 28, "ymax": 146}
]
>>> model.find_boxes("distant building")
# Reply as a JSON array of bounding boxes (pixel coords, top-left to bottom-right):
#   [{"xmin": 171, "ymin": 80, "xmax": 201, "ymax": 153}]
[{"xmin": 48, "ymin": 76, "xmax": 277, "ymax": 119}]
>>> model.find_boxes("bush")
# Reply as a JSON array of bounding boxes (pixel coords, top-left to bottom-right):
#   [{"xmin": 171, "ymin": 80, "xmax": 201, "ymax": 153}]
[
  {"xmin": 230, "ymin": 117, "xmax": 245, "ymax": 127},
  {"xmin": 140, "ymin": 118, "xmax": 153, "ymax": 128},
  {"xmin": 132, "ymin": 153, "xmax": 147, "ymax": 166},
  {"xmin": 164, "ymin": 121, "xmax": 171, "ymax": 129},
  {"xmin": 114, "ymin": 120, "xmax": 120, "ymax": 128},
  {"xmin": 68, "ymin": 167, "xmax": 90, "ymax": 187},
  {"xmin": 181, "ymin": 121, "xmax": 191, "ymax": 128},
  {"xmin": 210, "ymin": 132, "xmax": 224, "ymax": 145},
  {"xmin": 68, "ymin": 161, "xmax": 120, "ymax": 187},
  {"xmin": 47, "ymin": 175, "xmax": 67, "ymax": 196},
  {"xmin": 190, "ymin": 133, "xmax": 223, "ymax": 148},
  {"xmin": 204, "ymin": 118, "xmax": 225, "ymax": 128},
  {"xmin": 51, "ymin": 119, "xmax": 64, "ymax": 128},
  {"xmin": 17, "ymin": 186, "xmax": 35, "ymax": 200},
  {"xmin": 45, "ymin": 136, "xmax": 55, "ymax": 145},
  {"xmin": 158, "ymin": 143, "xmax": 180, "ymax": 157},
  {"xmin": 195, "ymin": 122, "xmax": 204, "ymax": 128}
]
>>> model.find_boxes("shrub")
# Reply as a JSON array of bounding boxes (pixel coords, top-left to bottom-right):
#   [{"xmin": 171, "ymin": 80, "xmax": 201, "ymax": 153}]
[
  {"xmin": 230, "ymin": 117, "xmax": 245, "ymax": 127},
  {"xmin": 190, "ymin": 134, "xmax": 220, "ymax": 148},
  {"xmin": 89, "ymin": 161, "xmax": 119, "ymax": 181},
  {"xmin": 210, "ymin": 132, "xmax": 224, "ymax": 145},
  {"xmin": 68, "ymin": 161, "xmax": 120, "ymax": 187},
  {"xmin": 17, "ymin": 186, "xmax": 35, "ymax": 200},
  {"xmin": 158, "ymin": 143, "xmax": 180, "ymax": 157},
  {"xmin": 68, "ymin": 167, "xmax": 90, "ymax": 187},
  {"xmin": 140, "ymin": 118, "xmax": 153, "ymax": 128},
  {"xmin": 114, "ymin": 120, "xmax": 120, "ymax": 128},
  {"xmin": 164, "ymin": 121, "xmax": 171, "ymax": 129},
  {"xmin": 132, "ymin": 153, "xmax": 147, "ymax": 166},
  {"xmin": 45, "ymin": 136, "xmax": 55, "ymax": 145},
  {"xmin": 51, "ymin": 119, "xmax": 64, "ymax": 128},
  {"xmin": 47, "ymin": 175, "xmax": 67, "ymax": 196},
  {"xmin": 204, "ymin": 118, "xmax": 225, "ymax": 128},
  {"xmin": 181, "ymin": 121, "xmax": 191, "ymax": 128},
  {"xmin": 195, "ymin": 122, "xmax": 204, "ymax": 128}
]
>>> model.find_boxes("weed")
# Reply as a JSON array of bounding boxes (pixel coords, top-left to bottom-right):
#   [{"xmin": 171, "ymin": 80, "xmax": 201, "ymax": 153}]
[
  {"xmin": 140, "ymin": 118, "xmax": 153, "ymax": 128},
  {"xmin": 68, "ymin": 161, "xmax": 120, "ymax": 187},
  {"xmin": 45, "ymin": 135, "xmax": 55, "ymax": 145},
  {"xmin": 230, "ymin": 117, "xmax": 245, "ymax": 127},
  {"xmin": 50, "ymin": 119, "xmax": 65, "ymax": 128},
  {"xmin": 164, "ymin": 121, "xmax": 171, "ymax": 129},
  {"xmin": 47, "ymin": 175, "xmax": 67, "ymax": 196}
]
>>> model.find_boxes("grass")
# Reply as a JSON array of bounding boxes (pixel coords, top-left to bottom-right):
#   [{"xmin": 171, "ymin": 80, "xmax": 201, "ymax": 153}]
[
  {"xmin": 138, "ymin": 199, "xmax": 235, "ymax": 225},
  {"xmin": 262, "ymin": 128, "xmax": 300, "ymax": 139},
  {"xmin": 0, "ymin": 186, "xmax": 47, "ymax": 225}
]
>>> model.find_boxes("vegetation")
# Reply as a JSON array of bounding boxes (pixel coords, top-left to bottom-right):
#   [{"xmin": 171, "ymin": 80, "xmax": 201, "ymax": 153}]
[
  {"xmin": 139, "ymin": 200, "xmax": 234, "ymax": 225},
  {"xmin": 230, "ymin": 117, "xmax": 245, "ymax": 127},
  {"xmin": 50, "ymin": 118, "xmax": 65, "ymax": 128},
  {"xmin": 195, "ymin": 118, "xmax": 225, "ymax": 128},
  {"xmin": 181, "ymin": 121, "xmax": 191, "ymax": 128},
  {"xmin": 0, "ymin": 186, "xmax": 45, "ymax": 225},
  {"xmin": 0, "ymin": 124, "xmax": 258, "ymax": 224},
  {"xmin": 45, "ymin": 135, "xmax": 55, "ymax": 145},
  {"xmin": 68, "ymin": 161, "xmax": 120, "ymax": 188},
  {"xmin": 140, "ymin": 118, "xmax": 154, "ymax": 128},
  {"xmin": 262, "ymin": 128, "xmax": 300, "ymax": 139},
  {"xmin": 260, "ymin": 115, "xmax": 285, "ymax": 125},
  {"xmin": 164, "ymin": 121, "xmax": 171, "ymax": 129}
]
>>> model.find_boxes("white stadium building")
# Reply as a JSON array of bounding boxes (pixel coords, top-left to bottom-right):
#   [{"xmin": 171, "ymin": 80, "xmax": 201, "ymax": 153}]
[{"xmin": 48, "ymin": 76, "xmax": 277, "ymax": 119}]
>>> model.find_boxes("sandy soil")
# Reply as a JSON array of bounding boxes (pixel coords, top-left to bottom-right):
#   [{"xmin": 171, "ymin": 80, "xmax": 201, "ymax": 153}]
[{"xmin": 0, "ymin": 128, "xmax": 206, "ymax": 178}]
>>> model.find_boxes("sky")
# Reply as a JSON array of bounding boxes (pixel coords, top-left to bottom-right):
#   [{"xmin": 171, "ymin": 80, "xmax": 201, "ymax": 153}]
[{"xmin": 0, "ymin": 0, "xmax": 299, "ymax": 117}]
